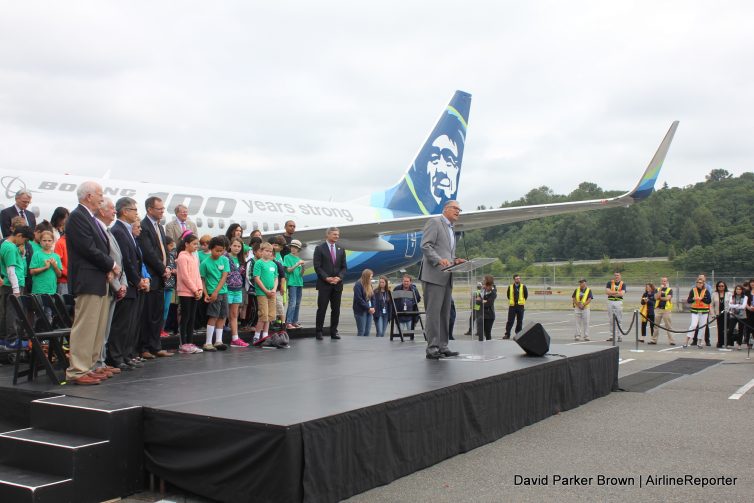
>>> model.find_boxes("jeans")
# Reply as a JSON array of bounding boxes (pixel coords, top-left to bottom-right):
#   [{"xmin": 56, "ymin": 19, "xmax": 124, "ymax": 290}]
[
  {"xmin": 354, "ymin": 311, "xmax": 372, "ymax": 336},
  {"xmin": 163, "ymin": 289, "xmax": 173, "ymax": 323},
  {"xmin": 286, "ymin": 286, "xmax": 302, "ymax": 324},
  {"xmin": 374, "ymin": 314, "xmax": 388, "ymax": 337}
]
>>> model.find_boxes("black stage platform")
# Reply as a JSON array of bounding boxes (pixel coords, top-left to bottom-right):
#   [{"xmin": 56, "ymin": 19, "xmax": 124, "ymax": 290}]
[{"xmin": 0, "ymin": 338, "xmax": 618, "ymax": 502}]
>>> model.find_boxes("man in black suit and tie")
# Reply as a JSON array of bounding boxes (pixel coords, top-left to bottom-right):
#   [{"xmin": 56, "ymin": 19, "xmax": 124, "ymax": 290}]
[
  {"xmin": 138, "ymin": 196, "xmax": 173, "ymax": 358},
  {"xmin": 107, "ymin": 197, "xmax": 148, "ymax": 370},
  {"xmin": 1, "ymin": 189, "xmax": 36, "ymax": 238},
  {"xmin": 313, "ymin": 227, "xmax": 347, "ymax": 340},
  {"xmin": 65, "ymin": 182, "xmax": 121, "ymax": 385}
]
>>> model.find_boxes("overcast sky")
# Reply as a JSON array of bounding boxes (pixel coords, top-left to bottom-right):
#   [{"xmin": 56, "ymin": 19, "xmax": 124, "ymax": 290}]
[{"xmin": 1, "ymin": 1, "xmax": 752, "ymax": 209}]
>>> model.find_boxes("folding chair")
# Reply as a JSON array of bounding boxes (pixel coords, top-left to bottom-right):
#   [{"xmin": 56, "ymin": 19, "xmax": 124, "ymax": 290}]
[
  {"xmin": 8, "ymin": 295, "xmax": 68, "ymax": 385},
  {"xmin": 389, "ymin": 289, "xmax": 425, "ymax": 342},
  {"xmin": 43, "ymin": 293, "xmax": 73, "ymax": 329}
]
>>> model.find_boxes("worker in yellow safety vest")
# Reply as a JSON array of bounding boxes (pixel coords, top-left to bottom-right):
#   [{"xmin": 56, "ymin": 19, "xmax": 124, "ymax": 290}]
[
  {"xmin": 605, "ymin": 272, "xmax": 627, "ymax": 342},
  {"xmin": 504, "ymin": 274, "xmax": 528, "ymax": 339},
  {"xmin": 650, "ymin": 276, "xmax": 675, "ymax": 345},
  {"xmin": 572, "ymin": 279, "xmax": 593, "ymax": 341}
]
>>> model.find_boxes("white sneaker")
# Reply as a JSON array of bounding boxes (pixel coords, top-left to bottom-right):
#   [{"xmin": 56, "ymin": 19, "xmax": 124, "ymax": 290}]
[{"xmin": 574, "ymin": 336, "xmax": 581, "ymax": 341}]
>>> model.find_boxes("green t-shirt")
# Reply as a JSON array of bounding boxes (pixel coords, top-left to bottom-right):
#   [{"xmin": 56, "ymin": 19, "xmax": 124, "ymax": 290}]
[
  {"xmin": 253, "ymin": 259, "xmax": 278, "ymax": 296},
  {"xmin": 283, "ymin": 254, "xmax": 304, "ymax": 287},
  {"xmin": 30, "ymin": 241, "xmax": 43, "ymax": 255},
  {"xmin": 16, "ymin": 247, "xmax": 27, "ymax": 287},
  {"xmin": 198, "ymin": 250, "xmax": 211, "ymax": 263},
  {"xmin": 0, "ymin": 239, "xmax": 22, "ymax": 285},
  {"xmin": 200, "ymin": 254, "xmax": 230, "ymax": 295},
  {"xmin": 30, "ymin": 250, "xmax": 62, "ymax": 294}
]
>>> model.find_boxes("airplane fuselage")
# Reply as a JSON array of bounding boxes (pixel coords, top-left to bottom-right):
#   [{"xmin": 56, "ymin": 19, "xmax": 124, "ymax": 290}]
[{"xmin": 1, "ymin": 171, "xmax": 424, "ymax": 284}]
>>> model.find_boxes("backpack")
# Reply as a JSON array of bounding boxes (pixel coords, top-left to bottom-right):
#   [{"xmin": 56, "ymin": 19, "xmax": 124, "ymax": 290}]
[
  {"xmin": 253, "ymin": 319, "xmax": 290, "ymax": 349},
  {"xmin": 226, "ymin": 254, "xmax": 245, "ymax": 291}
]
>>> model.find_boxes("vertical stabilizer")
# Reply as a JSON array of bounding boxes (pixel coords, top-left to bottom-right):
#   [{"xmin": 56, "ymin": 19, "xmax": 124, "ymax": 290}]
[{"xmin": 370, "ymin": 91, "xmax": 472, "ymax": 215}]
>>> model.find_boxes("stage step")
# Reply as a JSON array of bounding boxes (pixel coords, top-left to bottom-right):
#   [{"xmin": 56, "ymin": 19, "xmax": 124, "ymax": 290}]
[
  {"xmin": 0, "ymin": 395, "xmax": 144, "ymax": 503},
  {"xmin": 0, "ymin": 463, "xmax": 73, "ymax": 503}
]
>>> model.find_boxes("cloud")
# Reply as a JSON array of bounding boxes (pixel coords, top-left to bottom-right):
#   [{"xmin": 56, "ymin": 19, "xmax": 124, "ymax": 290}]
[{"xmin": 1, "ymin": 0, "xmax": 753, "ymax": 210}]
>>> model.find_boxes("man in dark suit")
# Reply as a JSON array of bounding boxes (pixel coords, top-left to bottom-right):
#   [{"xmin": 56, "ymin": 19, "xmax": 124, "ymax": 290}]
[
  {"xmin": 419, "ymin": 200, "xmax": 465, "ymax": 359},
  {"xmin": 1, "ymin": 189, "xmax": 36, "ymax": 238},
  {"xmin": 107, "ymin": 197, "xmax": 147, "ymax": 370},
  {"xmin": 313, "ymin": 227, "xmax": 347, "ymax": 340},
  {"xmin": 65, "ymin": 182, "xmax": 120, "ymax": 385},
  {"xmin": 137, "ymin": 196, "xmax": 173, "ymax": 358}
]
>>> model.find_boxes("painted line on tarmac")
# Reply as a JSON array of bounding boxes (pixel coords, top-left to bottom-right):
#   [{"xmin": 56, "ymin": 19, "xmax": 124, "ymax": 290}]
[
  {"xmin": 566, "ymin": 341, "xmax": 594, "ymax": 345},
  {"xmin": 658, "ymin": 346, "xmax": 683, "ymax": 352},
  {"xmin": 618, "ymin": 358, "xmax": 635, "ymax": 365},
  {"xmin": 729, "ymin": 378, "xmax": 754, "ymax": 400}
]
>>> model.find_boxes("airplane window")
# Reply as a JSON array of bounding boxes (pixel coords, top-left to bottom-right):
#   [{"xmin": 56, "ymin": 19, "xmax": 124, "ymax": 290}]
[
  {"xmin": 219, "ymin": 219, "xmax": 225, "ymax": 229},
  {"xmin": 274, "ymin": 223, "xmax": 280, "ymax": 230},
  {"xmin": 208, "ymin": 218, "xmax": 214, "ymax": 229},
  {"xmin": 196, "ymin": 217, "xmax": 203, "ymax": 227},
  {"xmin": 241, "ymin": 221, "xmax": 247, "ymax": 230},
  {"xmin": 253, "ymin": 221, "xmax": 258, "ymax": 230},
  {"xmin": 263, "ymin": 222, "xmax": 269, "ymax": 231}
]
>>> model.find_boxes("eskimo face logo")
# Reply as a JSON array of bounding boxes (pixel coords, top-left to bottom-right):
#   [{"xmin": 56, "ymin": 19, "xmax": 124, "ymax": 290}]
[
  {"xmin": 426, "ymin": 134, "xmax": 460, "ymax": 205},
  {"xmin": 1, "ymin": 176, "xmax": 29, "ymax": 199}
]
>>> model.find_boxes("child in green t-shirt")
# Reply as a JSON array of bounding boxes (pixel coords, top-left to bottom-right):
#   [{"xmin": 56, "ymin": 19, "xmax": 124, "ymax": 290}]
[
  {"xmin": 253, "ymin": 243, "xmax": 278, "ymax": 341},
  {"xmin": 283, "ymin": 240, "xmax": 305, "ymax": 328},
  {"xmin": 29, "ymin": 230, "xmax": 62, "ymax": 295},
  {"xmin": 199, "ymin": 236, "xmax": 230, "ymax": 351}
]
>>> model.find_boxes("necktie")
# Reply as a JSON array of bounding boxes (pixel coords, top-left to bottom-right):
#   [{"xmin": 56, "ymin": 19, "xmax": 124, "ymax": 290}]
[
  {"xmin": 180, "ymin": 220, "xmax": 186, "ymax": 232},
  {"xmin": 154, "ymin": 220, "xmax": 167, "ymax": 264},
  {"xmin": 330, "ymin": 244, "xmax": 336, "ymax": 265},
  {"xmin": 19, "ymin": 209, "xmax": 28, "ymax": 225}
]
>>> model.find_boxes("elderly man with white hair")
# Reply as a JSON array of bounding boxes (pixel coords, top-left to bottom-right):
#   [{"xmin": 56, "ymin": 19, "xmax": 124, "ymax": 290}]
[
  {"xmin": 165, "ymin": 204, "xmax": 198, "ymax": 243},
  {"xmin": 65, "ymin": 181, "xmax": 122, "ymax": 385}
]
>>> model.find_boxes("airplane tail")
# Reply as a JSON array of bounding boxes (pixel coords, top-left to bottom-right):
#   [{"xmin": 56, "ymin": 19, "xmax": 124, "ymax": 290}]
[
  {"xmin": 626, "ymin": 121, "xmax": 679, "ymax": 201},
  {"xmin": 369, "ymin": 91, "xmax": 472, "ymax": 215}
]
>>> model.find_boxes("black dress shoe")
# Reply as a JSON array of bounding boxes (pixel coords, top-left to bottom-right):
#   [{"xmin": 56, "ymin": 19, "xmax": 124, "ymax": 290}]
[
  {"xmin": 502, "ymin": 335, "xmax": 511, "ymax": 339},
  {"xmin": 426, "ymin": 352, "xmax": 442, "ymax": 360},
  {"xmin": 331, "ymin": 334, "xmax": 341, "ymax": 340},
  {"xmin": 127, "ymin": 360, "xmax": 143, "ymax": 368},
  {"xmin": 440, "ymin": 349, "xmax": 459, "ymax": 357},
  {"xmin": 117, "ymin": 363, "xmax": 133, "ymax": 371},
  {"xmin": 315, "ymin": 333, "xmax": 324, "ymax": 340}
]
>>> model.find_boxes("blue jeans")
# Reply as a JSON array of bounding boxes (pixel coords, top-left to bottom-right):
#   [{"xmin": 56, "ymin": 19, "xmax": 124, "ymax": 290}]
[
  {"xmin": 354, "ymin": 311, "xmax": 372, "ymax": 336},
  {"xmin": 163, "ymin": 289, "xmax": 173, "ymax": 323},
  {"xmin": 286, "ymin": 286, "xmax": 302, "ymax": 324},
  {"xmin": 374, "ymin": 314, "xmax": 388, "ymax": 337}
]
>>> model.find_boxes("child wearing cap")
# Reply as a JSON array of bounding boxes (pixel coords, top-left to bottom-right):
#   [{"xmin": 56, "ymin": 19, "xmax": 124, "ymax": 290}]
[{"xmin": 284, "ymin": 240, "xmax": 305, "ymax": 329}]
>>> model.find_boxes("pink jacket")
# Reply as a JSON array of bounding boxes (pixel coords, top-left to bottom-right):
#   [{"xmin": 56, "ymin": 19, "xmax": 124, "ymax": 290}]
[{"xmin": 176, "ymin": 251, "xmax": 202, "ymax": 297}]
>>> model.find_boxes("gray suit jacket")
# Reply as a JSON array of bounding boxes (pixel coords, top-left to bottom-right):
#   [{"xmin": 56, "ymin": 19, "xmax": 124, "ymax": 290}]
[
  {"xmin": 165, "ymin": 218, "xmax": 198, "ymax": 243},
  {"xmin": 106, "ymin": 227, "xmax": 126, "ymax": 294},
  {"xmin": 418, "ymin": 215, "xmax": 456, "ymax": 286}
]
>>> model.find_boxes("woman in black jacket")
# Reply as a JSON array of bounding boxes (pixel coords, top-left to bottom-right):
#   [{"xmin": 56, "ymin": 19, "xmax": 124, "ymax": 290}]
[{"xmin": 476, "ymin": 275, "xmax": 497, "ymax": 341}]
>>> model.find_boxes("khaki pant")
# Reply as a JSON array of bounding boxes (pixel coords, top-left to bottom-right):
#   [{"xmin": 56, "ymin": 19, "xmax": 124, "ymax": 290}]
[
  {"xmin": 653, "ymin": 308, "xmax": 674, "ymax": 343},
  {"xmin": 574, "ymin": 308, "xmax": 590, "ymax": 340},
  {"xmin": 66, "ymin": 294, "xmax": 111, "ymax": 380}
]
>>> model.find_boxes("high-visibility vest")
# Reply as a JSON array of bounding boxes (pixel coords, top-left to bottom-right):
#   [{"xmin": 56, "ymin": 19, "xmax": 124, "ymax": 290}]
[
  {"xmin": 575, "ymin": 288, "xmax": 591, "ymax": 306},
  {"xmin": 655, "ymin": 287, "xmax": 673, "ymax": 310},
  {"xmin": 690, "ymin": 288, "xmax": 710, "ymax": 313},
  {"xmin": 508, "ymin": 284, "xmax": 526, "ymax": 306},
  {"xmin": 607, "ymin": 281, "xmax": 624, "ymax": 301}
]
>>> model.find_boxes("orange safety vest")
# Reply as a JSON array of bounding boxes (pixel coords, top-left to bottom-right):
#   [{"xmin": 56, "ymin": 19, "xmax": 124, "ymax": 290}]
[
  {"xmin": 690, "ymin": 288, "xmax": 710, "ymax": 313},
  {"xmin": 607, "ymin": 281, "xmax": 624, "ymax": 301}
]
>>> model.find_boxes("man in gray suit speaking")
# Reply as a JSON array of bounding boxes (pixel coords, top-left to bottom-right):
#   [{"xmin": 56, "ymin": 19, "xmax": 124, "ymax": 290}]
[{"xmin": 419, "ymin": 200, "xmax": 465, "ymax": 359}]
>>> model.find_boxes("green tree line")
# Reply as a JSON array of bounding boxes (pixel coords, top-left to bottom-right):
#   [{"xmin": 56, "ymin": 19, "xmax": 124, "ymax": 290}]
[{"xmin": 461, "ymin": 170, "xmax": 754, "ymax": 274}]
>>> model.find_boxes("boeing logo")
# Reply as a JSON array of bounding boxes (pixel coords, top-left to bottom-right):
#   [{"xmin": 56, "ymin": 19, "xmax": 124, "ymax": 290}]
[{"xmin": 1, "ymin": 176, "xmax": 30, "ymax": 199}]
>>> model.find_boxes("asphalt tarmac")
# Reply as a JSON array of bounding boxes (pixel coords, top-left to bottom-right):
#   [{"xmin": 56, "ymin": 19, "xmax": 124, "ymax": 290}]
[{"xmin": 124, "ymin": 308, "xmax": 754, "ymax": 503}]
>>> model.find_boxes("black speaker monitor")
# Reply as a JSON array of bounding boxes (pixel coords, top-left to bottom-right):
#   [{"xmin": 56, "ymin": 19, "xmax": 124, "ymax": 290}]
[{"xmin": 513, "ymin": 322, "xmax": 550, "ymax": 357}]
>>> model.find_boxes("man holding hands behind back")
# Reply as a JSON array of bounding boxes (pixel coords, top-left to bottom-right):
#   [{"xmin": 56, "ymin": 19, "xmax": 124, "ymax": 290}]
[{"xmin": 419, "ymin": 200, "xmax": 465, "ymax": 359}]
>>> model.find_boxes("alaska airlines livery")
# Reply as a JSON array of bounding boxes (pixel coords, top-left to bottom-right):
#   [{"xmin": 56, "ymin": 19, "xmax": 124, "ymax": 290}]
[{"xmin": 0, "ymin": 91, "xmax": 678, "ymax": 284}]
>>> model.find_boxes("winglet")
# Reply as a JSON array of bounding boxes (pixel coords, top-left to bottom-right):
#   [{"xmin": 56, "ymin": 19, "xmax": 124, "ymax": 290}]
[{"xmin": 627, "ymin": 121, "xmax": 679, "ymax": 201}]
